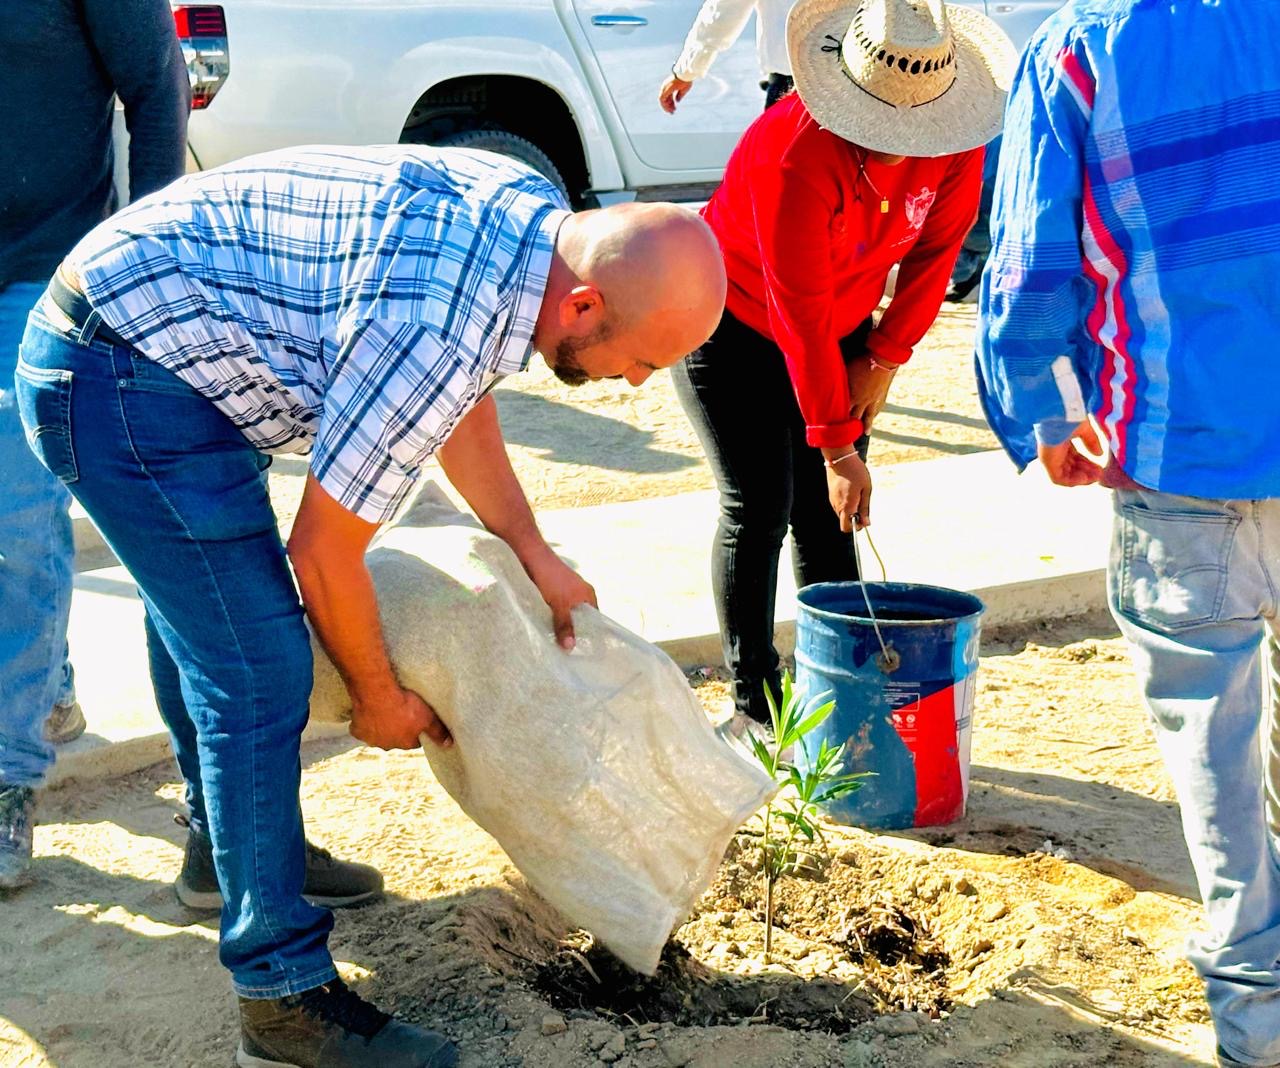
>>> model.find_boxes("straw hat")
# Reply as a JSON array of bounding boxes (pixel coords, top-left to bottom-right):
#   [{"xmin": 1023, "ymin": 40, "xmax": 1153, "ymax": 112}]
[{"xmin": 787, "ymin": 0, "xmax": 1017, "ymax": 157}]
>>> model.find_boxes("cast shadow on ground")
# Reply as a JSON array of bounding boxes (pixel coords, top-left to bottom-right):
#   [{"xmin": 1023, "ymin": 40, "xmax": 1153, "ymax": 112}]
[
  {"xmin": 42, "ymin": 735, "xmax": 365, "ymax": 849},
  {"xmin": 869, "ymin": 402, "xmax": 994, "ymax": 456},
  {"xmin": 892, "ymin": 765, "xmax": 1197, "ymax": 901},
  {"xmin": 880, "ymin": 402, "xmax": 990, "ymax": 432},
  {"xmin": 493, "ymin": 390, "xmax": 696, "ymax": 474}
]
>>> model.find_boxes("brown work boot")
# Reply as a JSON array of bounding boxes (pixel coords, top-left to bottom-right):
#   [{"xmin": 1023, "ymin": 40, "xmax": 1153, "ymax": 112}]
[{"xmin": 236, "ymin": 977, "xmax": 457, "ymax": 1067}]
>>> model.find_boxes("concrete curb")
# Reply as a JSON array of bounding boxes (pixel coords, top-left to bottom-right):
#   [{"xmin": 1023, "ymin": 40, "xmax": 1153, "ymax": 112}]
[
  {"xmin": 73, "ymin": 512, "xmax": 116, "ymax": 573},
  {"xmin": 45, "ymin": 721, "xmax": 352, "ymax": 790},
  {"xmin": 649, "ymin": 568, "xmax": 1107, "ymax": 670}
]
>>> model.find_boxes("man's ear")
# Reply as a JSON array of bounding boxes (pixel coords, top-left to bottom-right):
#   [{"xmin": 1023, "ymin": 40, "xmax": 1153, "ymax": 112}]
[{"xmin": 559, "ymin": 284, "xmax": 605, "ymax": 330}]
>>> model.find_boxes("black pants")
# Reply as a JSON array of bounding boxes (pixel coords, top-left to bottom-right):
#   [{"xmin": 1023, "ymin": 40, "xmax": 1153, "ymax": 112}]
[
  {"xmin": 762, "ymin": 73, "xmax": 794, "ymax": 110},
  {"xmin": 672, "ymin": 310, "xmax": 870, "ymax": 723}
]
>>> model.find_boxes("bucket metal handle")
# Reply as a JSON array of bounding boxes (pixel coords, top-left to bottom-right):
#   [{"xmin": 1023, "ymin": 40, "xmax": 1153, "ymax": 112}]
[{"xmin": 851, "ymin": 518, "xmax": 901, "ymax": 675}]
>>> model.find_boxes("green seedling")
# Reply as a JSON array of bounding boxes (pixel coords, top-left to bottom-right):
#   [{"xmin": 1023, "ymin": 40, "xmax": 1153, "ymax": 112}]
[{"xmin": 748, "ymin": 672, "xmax": 868, "ymax": 962}]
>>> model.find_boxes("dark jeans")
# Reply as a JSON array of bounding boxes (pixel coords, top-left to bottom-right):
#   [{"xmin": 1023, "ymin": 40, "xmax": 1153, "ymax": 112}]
[
  {"xmin": 762, "ymin": 73, "xmax": 794, "ymax": 110},
  {"xmin": 672, "ymin": 310, "xmax": 870, "ymax": 723},
  {"xmin": 16, "ymin": 303, "xmax": 336, "ymax": 998}
]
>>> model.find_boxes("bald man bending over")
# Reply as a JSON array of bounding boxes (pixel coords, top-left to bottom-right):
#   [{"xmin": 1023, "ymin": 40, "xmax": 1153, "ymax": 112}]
[{"xmin": 16, "ymin": 146, "xmax": 725, "ymax": 1068}]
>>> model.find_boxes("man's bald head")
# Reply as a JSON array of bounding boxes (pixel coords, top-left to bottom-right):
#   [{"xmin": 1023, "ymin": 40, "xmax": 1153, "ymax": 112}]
[{"xmin": 536, "ymin": 202, "xmax": 726, "ymax": 387}]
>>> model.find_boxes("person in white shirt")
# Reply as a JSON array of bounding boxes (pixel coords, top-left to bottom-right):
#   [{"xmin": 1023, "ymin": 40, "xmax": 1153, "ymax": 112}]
[{"xmin": 658, "ymin": 0, "xmax": 797, "ymax": 113}]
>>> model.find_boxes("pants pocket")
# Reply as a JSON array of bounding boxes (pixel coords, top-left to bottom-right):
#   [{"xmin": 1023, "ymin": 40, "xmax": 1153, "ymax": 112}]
[
  {"xmin": 14, "ymin": 358, "xmax": 78, "ymax": 485},
  {"xmin": 1115, "ymin": 500, "xmax": 1240, "ymax": 633}
]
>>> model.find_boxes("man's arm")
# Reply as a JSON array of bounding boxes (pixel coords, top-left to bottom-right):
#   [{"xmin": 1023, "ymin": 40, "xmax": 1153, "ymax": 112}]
[
  {"xmin": 435, "ymin": 395, "xmax": 597, "ymax": 649},
  {"xmin": 976, "ymin": 29, "xmax": 1097, "ymax": 474},
  {"xmin": 661, "ymin": 0, "xmax": 757, "ymax": 112},
  {"xmin": 288, "ymin": 474, "xmax": 452, "ymax": 751},
  {"xmin": 83, "ymin": 0, "xmax": 190, "ymax": 201}
]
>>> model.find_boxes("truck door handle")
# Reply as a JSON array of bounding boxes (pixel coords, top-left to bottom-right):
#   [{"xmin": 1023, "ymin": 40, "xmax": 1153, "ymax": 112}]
[{"xmin": 591, "ymin": 14, "xmax": 649, "ymax": 27}]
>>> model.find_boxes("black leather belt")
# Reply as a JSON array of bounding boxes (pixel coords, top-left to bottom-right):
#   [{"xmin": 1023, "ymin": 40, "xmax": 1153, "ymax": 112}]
[{"xmin": 47, "ymin": 270, "xmax": 131, "ymax": 349}]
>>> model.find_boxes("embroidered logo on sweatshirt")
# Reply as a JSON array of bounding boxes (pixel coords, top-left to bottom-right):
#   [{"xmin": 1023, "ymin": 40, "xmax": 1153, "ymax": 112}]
[{"xmin": 905, "ymin": 187, "xmax": 937, "ymax": 231}]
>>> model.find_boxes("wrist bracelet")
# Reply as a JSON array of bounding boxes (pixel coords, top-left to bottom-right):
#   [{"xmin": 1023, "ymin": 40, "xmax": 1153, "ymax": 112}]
[
  {"xmin": 824, "ymin": 449, "xmax": 861, "ymax": 469},
  {"xmin": 868, "ymin": 354, "xmax": 899, "ymax": 372}
]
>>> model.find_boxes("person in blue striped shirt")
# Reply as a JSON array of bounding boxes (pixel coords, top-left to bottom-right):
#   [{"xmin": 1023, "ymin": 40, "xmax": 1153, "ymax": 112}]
[
  {"xmin": 977, "ymin": 3, "xmax": 1280, "ymax": 1065},
  {"xmin": 14, "ymin": 144, "xmax": 726, "ymax": 1068}
]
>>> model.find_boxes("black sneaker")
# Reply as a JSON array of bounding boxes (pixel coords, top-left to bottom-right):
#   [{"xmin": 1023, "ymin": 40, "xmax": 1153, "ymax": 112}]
[
  {"xmin": 0, "ymin": 786, "xmax": 35, "ymax": 890},
  {"xmin": 174, "ymin": 815, "xmax": 384, "ymax": 910},
  {"xmin": 945, "ymin": 269, "xmax": 982, "ymax": 303},
  {"xmin": 236, "ymin": 977, "xmax": 457, "ymax": 1067}
]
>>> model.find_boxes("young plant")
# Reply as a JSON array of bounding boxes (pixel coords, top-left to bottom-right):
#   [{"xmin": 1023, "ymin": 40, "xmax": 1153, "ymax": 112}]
[{"xmin": 748, "ymin": 672, "xmax": 868, "ymax": 962}]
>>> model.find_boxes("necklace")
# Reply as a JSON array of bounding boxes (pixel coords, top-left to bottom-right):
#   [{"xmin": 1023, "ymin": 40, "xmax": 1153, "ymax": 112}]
[{"xmin": 856, "ymin": 151, "xmax": 890, "ymax": 214}]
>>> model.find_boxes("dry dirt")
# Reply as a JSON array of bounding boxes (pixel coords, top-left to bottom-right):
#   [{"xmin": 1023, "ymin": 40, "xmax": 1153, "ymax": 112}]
[{"xmin": 1, "ymin": 613, "xmax": 1218, "ymax": 1068}]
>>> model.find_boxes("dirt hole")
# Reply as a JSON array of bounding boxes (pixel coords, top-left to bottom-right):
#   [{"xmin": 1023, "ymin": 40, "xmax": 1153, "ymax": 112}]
[{"xmin": 531, "ymin": 937, "xmax": 872, "ymax": 1033}]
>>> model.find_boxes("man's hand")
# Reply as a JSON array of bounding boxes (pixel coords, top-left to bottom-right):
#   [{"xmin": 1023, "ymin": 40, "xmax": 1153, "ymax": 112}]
[
  {"xmin": 350, "ymin": 684, "xmax": 452, "ymax": 751},
  {"xmin": 1039, "ymin": 419, "xmax": 1106, "ymax": 487},
  {"xmin": 659, "ymin": 74, "xmax": 694, "ymax": 114},
  {"xmin": 846, "ymin": 356, "xmax": 897, "ymax": 431},
  {"xmin": 822, "ymin": 450, "xmax": 873, "ymax": 532},
  {"xmin": 525, "ymin": 551, "xmax": 598, "ymax": 650}
]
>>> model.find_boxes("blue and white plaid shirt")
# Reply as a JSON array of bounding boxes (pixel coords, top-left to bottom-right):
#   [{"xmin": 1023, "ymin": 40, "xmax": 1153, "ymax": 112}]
[{"xmin": 71, "ymin": 145, "xmax": 568, "ymax": 522}]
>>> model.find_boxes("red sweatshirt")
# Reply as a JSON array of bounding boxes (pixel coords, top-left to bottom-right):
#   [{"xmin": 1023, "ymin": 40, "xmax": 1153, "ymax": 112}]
[{"xmin": 701, "ymin": 93, "xmax": 984, "ymax": 449}]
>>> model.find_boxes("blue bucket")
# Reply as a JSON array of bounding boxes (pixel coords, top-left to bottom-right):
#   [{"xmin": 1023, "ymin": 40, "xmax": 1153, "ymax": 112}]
[{"xmin": 793, "ymin": 581, "xmax": 984, "ymax": 830}]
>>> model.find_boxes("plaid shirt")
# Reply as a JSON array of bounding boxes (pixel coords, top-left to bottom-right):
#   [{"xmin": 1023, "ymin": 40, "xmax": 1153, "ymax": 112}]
[
  {"xmin": 72, "ymin": 145, "xmax": 568, "ymax": 522},
  {"xmin": 977, "ymin": 0, "xmax": 1280, "ymax": 498}
]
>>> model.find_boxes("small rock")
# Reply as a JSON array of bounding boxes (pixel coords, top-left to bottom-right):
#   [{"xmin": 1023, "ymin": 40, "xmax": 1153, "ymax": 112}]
[
  {"xmin": 540, "ymin": 1013, "xmax": 567, "ymax": 1036},
  {"xmin": 951, "ymin": 876, "xmax": 975, "ymax": 896},
  {"xmin": 601, "ymin": 1033, "xmax": 626, "ymax": 1058},
  {"xmin": 492, "ymin": 1014, "xmax": 510, "ymax": 1032},
  {"xmin": 587, "ymin": 1031, "xmax": 613, "ymax": 1052},
  {"xmin": 837, "ymin": 848, "xmax": 860, "ymax": 866},
  {"xmin": 842, "ymin": 1039, "xmax": 877, "ymax": 1067},
  {"xmin": 982, "ymin": 902, "xmax": 1009, "ymax": 923},
  {"xmin": 637, "ymin": 1022, "xmax": 662, "ymax": 1036},
  {"xmin": 965, "ymin": 938, "xmax": 995, "ymax": 960},
  {"xmin": 874, "ymin": 1013, "xmax": 921, "ymax": 1037},
  {"xmin": 636, "ymin": 1039, "xmax": 658, "ymax": 1050}
]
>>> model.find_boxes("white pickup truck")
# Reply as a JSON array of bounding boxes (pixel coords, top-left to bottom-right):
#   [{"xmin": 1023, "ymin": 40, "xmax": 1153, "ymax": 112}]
[{"xmin": 167, "ymin": 1, "xmax": 1060, "ymax": 206}]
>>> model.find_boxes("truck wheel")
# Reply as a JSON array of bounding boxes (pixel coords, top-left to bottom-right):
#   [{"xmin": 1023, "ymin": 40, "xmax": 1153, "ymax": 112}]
[{"xmin": 434, "ymin": 129, "xmax": 569, "ymax": 201}]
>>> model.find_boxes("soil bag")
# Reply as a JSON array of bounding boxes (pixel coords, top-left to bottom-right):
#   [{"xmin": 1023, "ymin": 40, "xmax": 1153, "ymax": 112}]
[{"xmin": 308, "ymin": 485, "xmax": 776, "ymax": 974}]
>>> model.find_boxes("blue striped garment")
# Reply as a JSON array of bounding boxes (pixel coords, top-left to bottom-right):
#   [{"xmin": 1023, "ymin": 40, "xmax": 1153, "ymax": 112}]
[
  {"xmin": 72, "ymin": 145, "xmax": 568, "ymax": 522},
  {"xmin": 976, "ymin": 0, "xmax": 1280, "ymax": 498}
]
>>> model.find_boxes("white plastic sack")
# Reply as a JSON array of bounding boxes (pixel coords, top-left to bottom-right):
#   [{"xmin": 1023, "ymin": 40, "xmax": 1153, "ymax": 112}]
[{"xmin": 308, "ymin": 485, "xmax": 777, "ymax": 973}]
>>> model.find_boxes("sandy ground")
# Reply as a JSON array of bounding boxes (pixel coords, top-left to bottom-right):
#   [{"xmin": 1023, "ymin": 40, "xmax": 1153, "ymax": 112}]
[
  {"xmin": 6, "ymin": 296, "xmax": 1217, "ymax": 1065},
  {"xmin": 1, "ymin": 613, "xmax": 1218, "ymax": 1068},
  {"xmin": 263, "ymin": 302, "xmax": 996, "ymax": 525}
]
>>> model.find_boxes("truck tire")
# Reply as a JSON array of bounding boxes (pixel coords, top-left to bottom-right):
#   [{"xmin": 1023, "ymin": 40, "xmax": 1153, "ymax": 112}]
[{"xmin": 434, "ymin": 129, "xmax": 569, "ymax": 201}]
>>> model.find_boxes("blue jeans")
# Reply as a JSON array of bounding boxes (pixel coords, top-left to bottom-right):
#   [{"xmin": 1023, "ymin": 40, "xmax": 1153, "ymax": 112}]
[
  {"xmin": 672, "ymin": 309, "xmax": 868, "ymax": 722},
  {"xmin": 1109, "ymin": 487, "xmax": 1280, "ymax": 1065},
  {"xmin": 0, "ymin": 281, "xmax": 75, "ymax": 789},
  {"xmin": 16, "ymin": 301, "xmax": 336, "ymax": 998}
]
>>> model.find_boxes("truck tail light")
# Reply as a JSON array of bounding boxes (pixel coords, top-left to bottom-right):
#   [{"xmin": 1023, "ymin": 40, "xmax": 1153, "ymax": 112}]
[{"xmin": 173, "ymin": 5, "xmax": 229, "ymax": 110}]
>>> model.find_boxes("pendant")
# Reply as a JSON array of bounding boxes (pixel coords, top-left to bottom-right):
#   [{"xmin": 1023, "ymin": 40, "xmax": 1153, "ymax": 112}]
[{"xmin": 880, "ymin": 199, "xmax": 889, "ymax": 214}]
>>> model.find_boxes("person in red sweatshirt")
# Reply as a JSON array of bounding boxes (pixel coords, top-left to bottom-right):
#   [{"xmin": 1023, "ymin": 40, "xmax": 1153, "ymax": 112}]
[{"xmin": 675, "ymin": 0, "xmax": 1015, "ymax": 730}]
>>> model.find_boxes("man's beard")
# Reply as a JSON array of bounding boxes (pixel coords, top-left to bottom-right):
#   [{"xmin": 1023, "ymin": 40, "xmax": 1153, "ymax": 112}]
[
  {"xmin": 550, "ymin": 323, "xmax": 613, "ymax": 388},
  {"xmin": 551, "ymin": 339, "xmax": 591, "ymax": 387}
]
